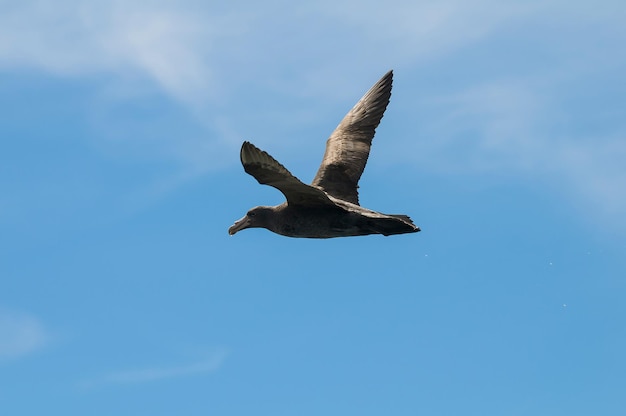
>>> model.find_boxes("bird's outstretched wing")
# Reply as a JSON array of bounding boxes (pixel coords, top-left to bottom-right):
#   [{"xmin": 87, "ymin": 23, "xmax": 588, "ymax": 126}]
[
  {"xmin": 311, "ymin": 70, "xmax": 393, "ymax": 205},
  {"xmin": 240, "ymin": 141, "xmax": 334, "ymax": 207}
]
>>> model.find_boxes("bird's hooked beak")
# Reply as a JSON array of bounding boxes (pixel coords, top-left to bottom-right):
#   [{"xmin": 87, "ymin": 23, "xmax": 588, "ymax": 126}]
[{"xmin": 228, "ymin": 215, "xmax": 251, "ymax": 235}]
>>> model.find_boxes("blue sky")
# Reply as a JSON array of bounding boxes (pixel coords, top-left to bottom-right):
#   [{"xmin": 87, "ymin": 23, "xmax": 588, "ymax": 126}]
[{"xmin": 1, "ymin": 1, "xmax": 625, "ymax": 415}]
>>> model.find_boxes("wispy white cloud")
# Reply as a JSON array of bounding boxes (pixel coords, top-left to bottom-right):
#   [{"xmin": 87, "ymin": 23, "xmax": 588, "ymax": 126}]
[
  {"xmin": 2, "ymin": 1, "xmax": 622, "ymax": 111},
  {"xmin": 0, "ymin": 1, "xmax": 533, "ymax": 106},
  {"xmin": 0, "ymin": 1, "xmax": 232, "ymax": 105},
  {"xmin": 0, "ymin": 309, "xmax": 48, "ymax": 360},
  {"xmin": 79, "ymin": 348, "xmax": 227, "ymax": 389}
]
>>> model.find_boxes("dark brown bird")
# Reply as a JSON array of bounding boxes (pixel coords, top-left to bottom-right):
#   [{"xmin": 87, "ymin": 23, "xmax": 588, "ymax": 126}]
[{"xmin": 228, "ymin": 70, "xmax": 420, "ymax": 238}]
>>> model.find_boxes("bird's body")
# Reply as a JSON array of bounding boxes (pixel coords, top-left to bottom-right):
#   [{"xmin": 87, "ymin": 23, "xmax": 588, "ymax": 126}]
[
  {"xmin": 228, "ymin": 70, "xmax": 420, "ymax": 238},
  {"xmin": 236, "ymin": 199, "xmax": 417, "ymax": 239}
]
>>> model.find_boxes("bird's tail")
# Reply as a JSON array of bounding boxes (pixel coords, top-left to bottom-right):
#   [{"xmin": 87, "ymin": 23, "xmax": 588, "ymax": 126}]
[{"xmin": 370, "ymin": 215, "xmax": 420, "ymax": 236}]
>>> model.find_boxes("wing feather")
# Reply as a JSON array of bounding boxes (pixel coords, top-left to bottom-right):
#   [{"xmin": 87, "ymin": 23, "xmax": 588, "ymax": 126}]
[
  {"xmin": 311, "ymin": 70, "xmax": 393, "ymax": 205},
  {"xmin": 240, "ymin": 141, "xmax": 334, "ymax": 207}
]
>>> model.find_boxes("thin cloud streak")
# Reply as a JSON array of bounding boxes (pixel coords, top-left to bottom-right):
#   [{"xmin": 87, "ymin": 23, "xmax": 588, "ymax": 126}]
[{"xmin": 79, "ymin": 349, "xmax": 228, "ymax": 389}]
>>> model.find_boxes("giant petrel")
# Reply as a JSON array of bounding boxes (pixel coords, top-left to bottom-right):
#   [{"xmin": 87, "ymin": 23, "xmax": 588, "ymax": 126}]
[{"xmin": 228, "ymin": 70, "xmax": 420, "ymax": 238}]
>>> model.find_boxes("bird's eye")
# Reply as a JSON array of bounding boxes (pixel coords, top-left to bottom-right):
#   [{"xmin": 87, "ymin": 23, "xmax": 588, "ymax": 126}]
[{"xmin": 248, "ymin": 211, "xmax": 256, "ymax": 217}]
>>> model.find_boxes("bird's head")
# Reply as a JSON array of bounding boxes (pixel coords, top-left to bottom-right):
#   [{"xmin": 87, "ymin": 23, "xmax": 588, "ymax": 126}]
[{"xmin": 228, "ymin": 206, "xmax": 275, "ymax": 235}]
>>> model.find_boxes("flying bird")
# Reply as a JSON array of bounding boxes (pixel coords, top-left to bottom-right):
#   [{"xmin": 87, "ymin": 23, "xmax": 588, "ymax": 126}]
[{"xmin": 228, "ymin": 70, "xmax": 420, "ymax": 238}]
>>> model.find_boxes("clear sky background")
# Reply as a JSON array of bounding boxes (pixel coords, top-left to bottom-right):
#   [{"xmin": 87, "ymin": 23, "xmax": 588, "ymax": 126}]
[{"xmin": 1, "ymin": 1, "xmax": 625, "ymax": 415}]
